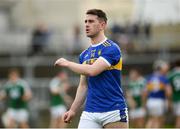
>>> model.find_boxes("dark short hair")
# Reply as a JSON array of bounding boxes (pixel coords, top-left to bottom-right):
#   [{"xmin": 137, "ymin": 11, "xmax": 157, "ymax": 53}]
[
  {"xmin": 153, "ymin": 60, "xmax": 168, "ymax": 71},
  {"xmin": 129, "ymin": 67, "xmax": 142, "ymax": 75},
  {"xmin": 8, "ymin": 68, "xmax": 20, "ymax": 75},
  {"xmin": 86, "ymin": 9, "xmax": 107, "ymax": 23}
]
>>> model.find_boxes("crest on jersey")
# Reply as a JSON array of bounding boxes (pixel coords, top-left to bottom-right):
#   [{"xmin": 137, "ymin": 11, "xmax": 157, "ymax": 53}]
[
  {"xmin": 98, "ymin": 50, "xmax": 101, "ymax": 56},
  {"xmin": 91, "ymin": 50, "xmax": 96, "ymax": 58}
]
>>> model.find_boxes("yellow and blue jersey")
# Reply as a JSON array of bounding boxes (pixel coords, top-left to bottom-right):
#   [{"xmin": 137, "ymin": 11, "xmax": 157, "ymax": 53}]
[
  {"xmin": 79, "ymin": 39, "xmax": 127, "ymax": 112},
  {"xmin": 146, "ymin": 73, "xmax": 169, "ymax": 99}
]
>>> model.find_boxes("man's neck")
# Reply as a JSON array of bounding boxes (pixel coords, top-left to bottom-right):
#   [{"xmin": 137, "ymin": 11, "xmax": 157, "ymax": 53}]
[{"xmin": 90, "ymin": 33, "xmax": 106, "ymax": 45}]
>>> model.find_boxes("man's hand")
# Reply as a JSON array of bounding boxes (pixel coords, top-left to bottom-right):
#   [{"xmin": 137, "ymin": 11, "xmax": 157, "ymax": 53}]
[
  {"xmin": 62, "ymin": 110, "xmax": 76, "ymax": 123},
  {"xmin": 54, "ymin": 58, "xmax": 70, "ymax": 67}
]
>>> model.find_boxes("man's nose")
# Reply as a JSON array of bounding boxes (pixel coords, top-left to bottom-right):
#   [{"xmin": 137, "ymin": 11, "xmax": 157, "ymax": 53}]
[{"xmin": 86, "ymin": 24, "xmax": 89, "ymax": 28}]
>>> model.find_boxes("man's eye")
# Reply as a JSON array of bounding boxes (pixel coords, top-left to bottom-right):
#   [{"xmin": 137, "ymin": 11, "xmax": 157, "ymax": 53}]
[
  {"xmin": 89, "ymin": 20, "xmax": 94, "ymax": 23},
  {"xmin": 85, "ymin": 20, "xmax": 94, "ymax": 23}
]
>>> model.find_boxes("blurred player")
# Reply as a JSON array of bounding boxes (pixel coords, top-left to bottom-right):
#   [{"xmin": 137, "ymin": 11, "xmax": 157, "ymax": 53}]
[
  {"xmin": 49, "ymin": 71, "xmax": 72, "ymax": 128},
  {"xmin": 168, "ymin": 59, "xmax": 180, "ymax": 128},
  {"xmin": 0, "ymin": 68, "xmax": 32, "ymax": 128},
  {"xmin": 55, "ymin": 9, "xmax": 128, "ymax": 128},
  {"xmin": 144, "ymin": 60, "xmax": 172, "ymax": 128},
  {"xmin": 127, "ymin": 68, "xmax": 146, "ymax": 128}
]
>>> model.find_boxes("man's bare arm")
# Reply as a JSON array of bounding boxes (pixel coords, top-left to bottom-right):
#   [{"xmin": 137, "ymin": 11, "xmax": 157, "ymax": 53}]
[
  {"xmin": 63, "ymin": 75, "xmax": 87, "ymax": 123},
  {"xmin": 55, "ymin": 58, "xmax": 109, "ymax": 76},
  {"xmin": 165, "ymin": 84, "xmax": 172, "ymax": 110},
  {"xmin": 0, "ymin": 91, "xmax": 6, "ymax": 100},
  {"xmin": 69, "ymin": 75, "xmax": 87, "ymax": 113},
  {"xmin": 22, "ymin": 88, "xmax": 32, "ymax": 101}
]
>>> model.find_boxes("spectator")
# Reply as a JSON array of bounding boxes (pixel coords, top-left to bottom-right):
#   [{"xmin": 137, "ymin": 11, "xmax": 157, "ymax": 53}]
[
  {"xmin": 72, "ymin": 24, "xmax": 82, "ymax": 54},
  {"xmin": 110, "ymin": 23, "xmax": 125, "ymax": 43},
  {"xmin": 144, "ymin": 22, "xmax": 151, "ymax": 39},
  {"xmin": 127, "ymin": 22, "xmax": 140, "ymax": 39},
  {"xmin": 30, "ymin": 22, "xmax": 50, "ymax": 56}
]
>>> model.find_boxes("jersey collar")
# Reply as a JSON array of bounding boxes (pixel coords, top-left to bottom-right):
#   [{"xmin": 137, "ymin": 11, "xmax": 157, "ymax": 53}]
[{"xmin": 91, "ymin": 38, "xmax": 107, "ymax": 47}]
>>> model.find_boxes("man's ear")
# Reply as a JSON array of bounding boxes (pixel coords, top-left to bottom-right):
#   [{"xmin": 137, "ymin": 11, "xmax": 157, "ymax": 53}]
[{"xmin": 100, "ymin": 21, "xmax": 106, "ymax": 30}]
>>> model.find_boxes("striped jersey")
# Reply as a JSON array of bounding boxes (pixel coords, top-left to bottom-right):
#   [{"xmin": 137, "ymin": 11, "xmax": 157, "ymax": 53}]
[{"xmin": 79, "ymin": 39, "xmax": 127, "ymax": 112}]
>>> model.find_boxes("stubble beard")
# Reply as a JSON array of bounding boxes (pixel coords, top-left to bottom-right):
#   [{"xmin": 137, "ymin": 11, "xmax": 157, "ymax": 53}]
[{"xmin": 86, "ymin": 32, "xmax": 99, "ymax": 39}]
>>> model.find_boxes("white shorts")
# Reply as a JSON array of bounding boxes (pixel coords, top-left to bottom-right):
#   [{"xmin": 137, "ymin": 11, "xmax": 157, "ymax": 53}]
[
  {"xmin": 173, "ymin": 102, "xmax": 180, "ymax": 116},
  {"xmin": 78, "ymin": 108, "xmax": 128, "ymax": 129},
  {"xmin": 146, "ymin": 98, "xmax": 166, "ymax": 116},
  {"xmin": 50, "ymin": 105, "xmax": 67, "ymax": 118},
  {"xmin": 129, "ymin": 107, "xmax": 146, "ymax": 119},
  {"xmin": 6, "ymin": 108, "xmax": 29, "ymax": 123}
]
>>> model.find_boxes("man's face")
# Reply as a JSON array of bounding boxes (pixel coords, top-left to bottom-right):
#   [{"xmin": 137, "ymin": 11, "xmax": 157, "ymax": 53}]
[
  {"xmin": 129, "ymin": 70, "xmax": 139, "ymax": 81},
  {"xmin": 9, "ymin": 71, "xmax": 19, "ymax": 83},
  {"xmin": 85, "ymin": 14, "xmax": 106, "ymax": 38},
  {"xmin": 161, "ymin": 63, "xmax": 169, "ymax": 75}
]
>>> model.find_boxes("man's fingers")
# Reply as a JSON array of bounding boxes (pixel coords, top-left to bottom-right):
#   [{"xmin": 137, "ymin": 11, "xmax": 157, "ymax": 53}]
[
  {"xmin": 54, "ymin": 62, "xmax": 57, "ymax": 66},
  {"xmin": 64, "ymin": 114, "xmax": 71, "ymax": 123},
  {"xmin": 54, "ymin": 60, "xmax": 58, "ymax": 66},
  {"xmin": 54, "ymin": 58, "xmax": 68, "ymax": 67},
  {"xmin": 54, "ymin": 59, "xmax": 60, "ymax": 66},
  {"xmin": 63, "ymin": 113, "xmax": 68, "ymax": 121},
  {"xmin": 54, "ymin": 58, "xmax": 64, "ymax": 66},
  {"xmin": 64, "ymin": 115, "xmax": 70, "ymax": 122},
  {"xmin": 63, "ymin": 113, "xmax": 71, "ymax": 123}
]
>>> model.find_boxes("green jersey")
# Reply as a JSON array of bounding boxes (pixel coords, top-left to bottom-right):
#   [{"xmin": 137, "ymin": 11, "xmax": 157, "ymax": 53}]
[
  {"xmin": 3, "ymin": 79, "xmax": 30, "ymax": 109},
  {"xmin": 128, "ymin": 77, "xmax": 146, "ymax": 108},
  {"xmin": 168, "ymin": 68, "xmax": 180, "ymax": 102},
  {"xmin": 49, "ymin": 77, "xmax": 65, "ymax": 107}
]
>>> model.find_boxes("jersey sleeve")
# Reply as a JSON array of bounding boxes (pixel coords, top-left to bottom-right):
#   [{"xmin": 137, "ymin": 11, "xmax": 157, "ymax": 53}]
[
  {"xmin": 2, "ymin": 82, "xmax": 10, "ymax": 96},
  {"xmin": 140, "ymin": 78, "xmax": 147, "ymax": 88},
  {"xmin": 100, "ymin": 45, "xmax": 121, "ymax": 66},
  {"xmin": 20, "ymin": 80, "xmax": 31, "ymax": 93}
]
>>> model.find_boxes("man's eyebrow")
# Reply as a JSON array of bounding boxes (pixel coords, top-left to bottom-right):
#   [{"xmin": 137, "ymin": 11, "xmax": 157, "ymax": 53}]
[{"xmin": 85, "ymin": 19, "xmax": 94, "ymax": 22}]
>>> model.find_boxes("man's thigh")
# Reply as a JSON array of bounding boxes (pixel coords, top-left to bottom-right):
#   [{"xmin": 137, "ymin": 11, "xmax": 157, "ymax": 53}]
[
  {"xmin": 78, "ymin": 111, "xmax": 101, "ymax": 129},
  {"xmin": 78, "ymin": 119, "xmax": 101, "ymax": 129},
  {"xmin": 103, "ymin": 121, "xmax": 129, "ymax": 128},
  {"xmin": 101, "ymin": 108, "xmax": 129, "ymax": 127}
]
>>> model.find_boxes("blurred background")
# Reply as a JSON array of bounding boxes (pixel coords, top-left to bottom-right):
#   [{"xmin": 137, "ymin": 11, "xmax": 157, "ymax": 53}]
[{"xmin": 0, "ymin": 0, "xmax": 179, "ymax": 128}]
